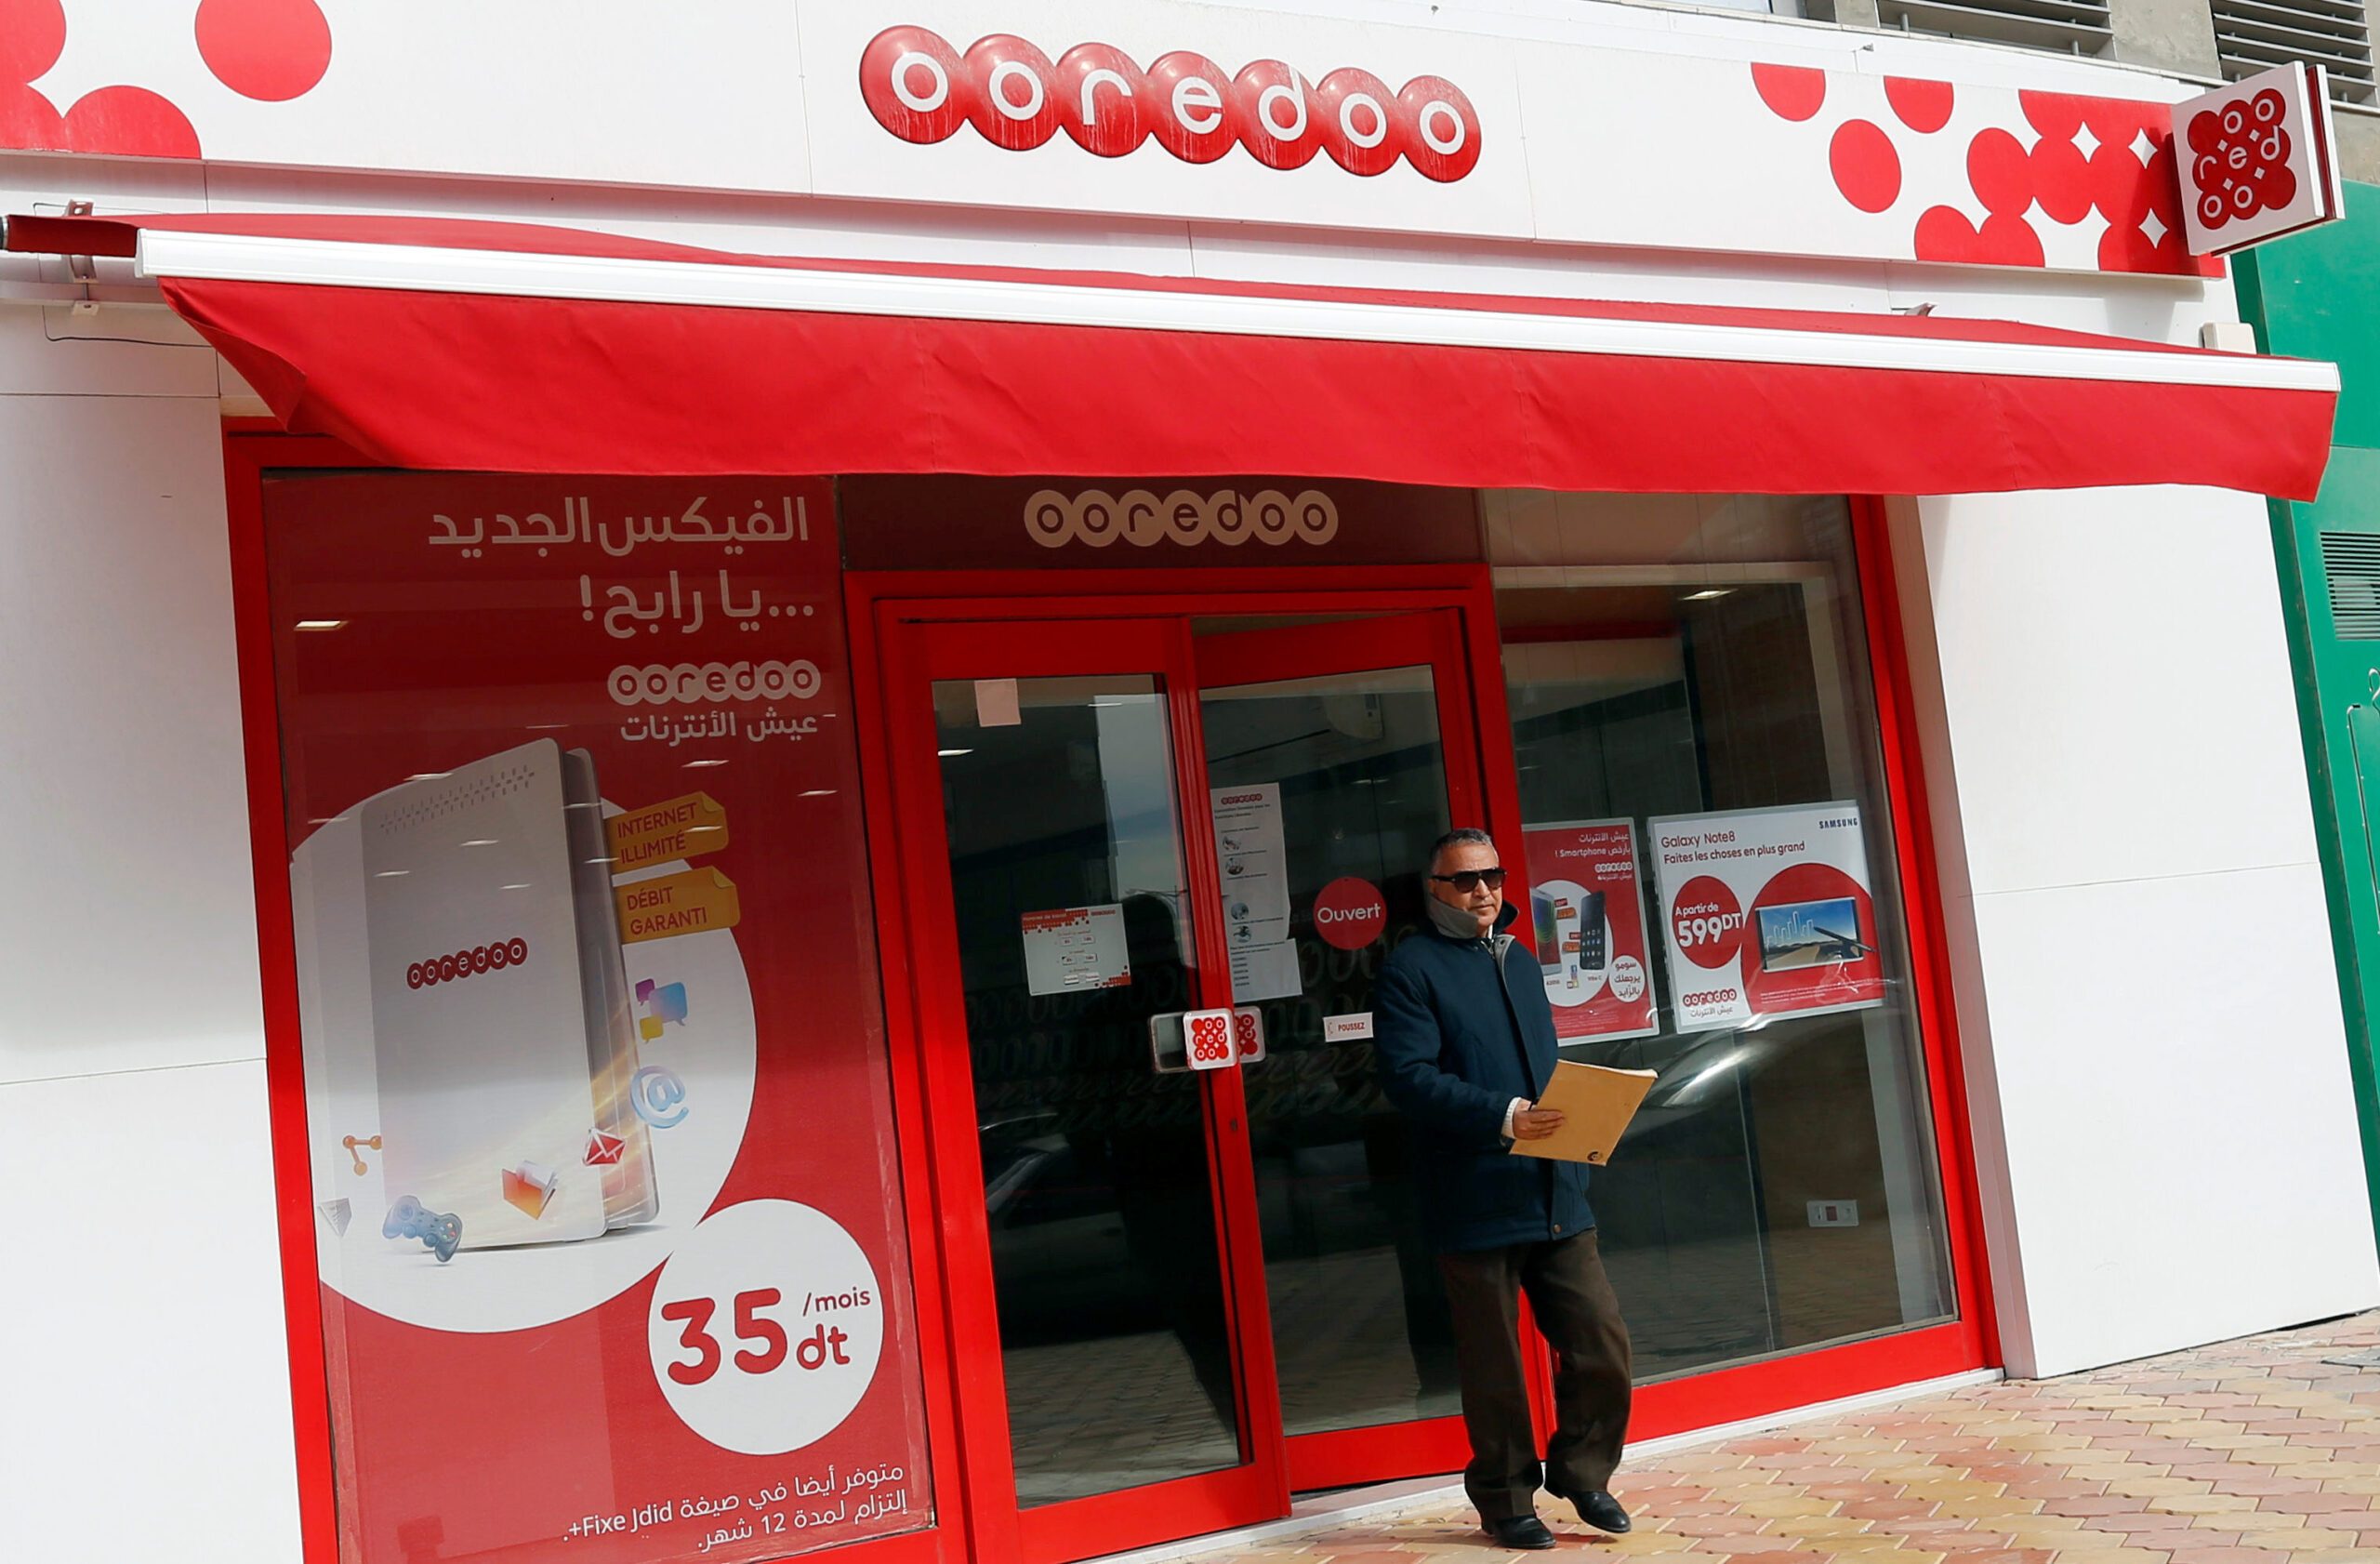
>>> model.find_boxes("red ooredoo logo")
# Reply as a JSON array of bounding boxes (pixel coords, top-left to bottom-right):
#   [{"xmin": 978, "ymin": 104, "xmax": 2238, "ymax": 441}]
[
  {"xmin": 2187, "ymin": 88, "xmax": 2296, "ymax": 231},
  {"xmin": 859, "ymin": 27, "xmax": 1482, "ymax": 182},
  {"xmin": 407, "ymin": 938, "xmax": 529, "ymax": 990}
]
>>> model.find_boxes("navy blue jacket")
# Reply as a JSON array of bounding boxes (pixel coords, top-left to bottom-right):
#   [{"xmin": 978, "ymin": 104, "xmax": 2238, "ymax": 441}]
[{"xmin": 1373, "ymin": 903, "xmax": 1594, "ymax": 1253}]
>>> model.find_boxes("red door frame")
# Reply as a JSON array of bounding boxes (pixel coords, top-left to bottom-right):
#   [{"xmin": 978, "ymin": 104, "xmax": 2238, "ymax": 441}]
[
  {"xmin": 216, "ymin": 432, "xmax": 1993, "ymax": 1564},
  {"xmin": 853, "ymin": 581, "xmax": 1527, "ymax": 1527},
  {"xmin": 875, "ymin": 615, "xmax": 1287, "ymax": 1564},
  {"xmin": 1190, "ymin": 605, "xmax": 1494, "ymax": 1492}
]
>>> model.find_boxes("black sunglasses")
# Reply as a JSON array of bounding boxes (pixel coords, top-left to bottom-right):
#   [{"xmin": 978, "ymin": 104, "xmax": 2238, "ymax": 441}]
[{"xmin": 1429, "ymin": 868, "xmax": 1508, "ymax": 893}]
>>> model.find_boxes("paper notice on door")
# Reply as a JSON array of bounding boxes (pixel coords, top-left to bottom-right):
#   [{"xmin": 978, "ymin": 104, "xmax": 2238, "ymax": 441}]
[
  {"xmin": 1228, "ymin": 939, "xmax": 1302, "ymax": 1004},
  {"xmin": 1211, "ymin": 783, "xmax": 1300, "ymax": 1003},
  {"xmin": 1021, "ymin": 904, "xmax": 1131, "ymax": 996}
]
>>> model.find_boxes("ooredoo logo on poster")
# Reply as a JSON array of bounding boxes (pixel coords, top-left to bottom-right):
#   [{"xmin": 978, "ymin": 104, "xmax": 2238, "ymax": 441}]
[{"xmin": 1647, "ymin": 802, "xmax": 1884, "ymax": 1032}]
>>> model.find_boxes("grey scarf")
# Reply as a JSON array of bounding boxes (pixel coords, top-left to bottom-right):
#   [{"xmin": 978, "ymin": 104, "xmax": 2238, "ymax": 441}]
[{"xmin": 1427, "ymin": 895, "xmax": 1496, "ymax": 944}]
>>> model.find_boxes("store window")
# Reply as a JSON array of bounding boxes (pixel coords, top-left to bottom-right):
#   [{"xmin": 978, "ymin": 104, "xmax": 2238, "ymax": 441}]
[
  {"xmin": 1486, "ymin": 491, "xmax": 1957, "ymax": 1378},
  {"xmin": 259, "ymin": 471, "xmax": 930, "ymax": 1564}
]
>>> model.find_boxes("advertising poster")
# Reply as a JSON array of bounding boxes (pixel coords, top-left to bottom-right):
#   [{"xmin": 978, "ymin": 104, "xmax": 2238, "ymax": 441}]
[
  {"xmin": 1521, "ymin": 820, "xmax": 1659, "ymax": 1042},
  {"xmin": 1020, "ymin": 904, "xmax": 1131, "ymax": 996},
  {"xmin": 264, "ymin": 474, "xmax": 927, "ymax": 1564},
  {"xmin": 1647, "ymin": 802, "xmax": 1884, "ymax": 1033}
]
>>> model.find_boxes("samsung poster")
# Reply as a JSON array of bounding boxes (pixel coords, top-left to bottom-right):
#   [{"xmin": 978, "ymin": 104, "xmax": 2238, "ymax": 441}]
[{"xmin": 1647, "ymin": 802, "xmax": 1884, "ymax": 1033}]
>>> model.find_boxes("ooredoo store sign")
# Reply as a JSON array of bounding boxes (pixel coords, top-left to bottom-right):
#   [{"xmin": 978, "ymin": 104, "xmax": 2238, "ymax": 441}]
[
  {"xmin": 839, "ymin": 475, "xmax": 1482, "ymax": 569},
  {"xmin": 2174, "ymin": 63, "xmax": 2343, "ymax": 256},
  {"xmin": 860, "ymin": 26, "xmax": 1483, "ymax": 181}
]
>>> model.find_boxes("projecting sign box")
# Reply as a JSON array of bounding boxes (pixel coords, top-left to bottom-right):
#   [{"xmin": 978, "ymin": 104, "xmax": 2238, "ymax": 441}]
[{"xmin": 2176, "ymin": 62, "xmax": 2344, "ymax": 257}]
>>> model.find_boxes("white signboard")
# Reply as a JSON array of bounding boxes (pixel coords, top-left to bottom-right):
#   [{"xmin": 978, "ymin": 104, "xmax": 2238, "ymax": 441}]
[
  {"xmin": 1647, "ymin": 802, "xmax": 1884, "ymax": 1034},
  {"xmin": 2176, "ymin": 63, "xmax": 2344, "ymax": 256},
  {"xmin": 1021, "ymin": 903, "xmax": 1130, "ymax": 996},
  {"xmin": 2, "ymin": 0, "xmax": 2215, "ymax": 279}
]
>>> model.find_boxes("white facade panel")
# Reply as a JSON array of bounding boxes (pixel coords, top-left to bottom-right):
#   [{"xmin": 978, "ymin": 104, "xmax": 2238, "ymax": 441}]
[
  {"xmin": 1968, "ymin": 863, "xmax": 2378, "ymax": 1376},
  {"xmin": 0, "ymin": 1060, "xmax": 300, "ymax": 1564},
  {"xmin": 1917, "ymin": 484, "xmax": 2323, "ymax": 894},
  {"xmin": 1908, "ymin": 484, "xmax": 2380, "ymax": 1377},
  {"xmin": 0, "ymin": 392, "xmax": 262, "ymax": 1086}
]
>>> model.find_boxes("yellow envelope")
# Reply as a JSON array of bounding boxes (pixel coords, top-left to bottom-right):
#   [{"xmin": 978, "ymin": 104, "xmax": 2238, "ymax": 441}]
[
  {"xmin": 616, "ymin": 868, "xmax": 742, "ymax": 944},
  {"xmin": 605, "ymin": 791, "xmax": 730, "ymax": 872}
]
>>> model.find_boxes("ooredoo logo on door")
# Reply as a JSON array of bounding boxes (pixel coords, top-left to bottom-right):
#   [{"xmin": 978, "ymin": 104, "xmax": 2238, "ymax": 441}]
[{"xmin": 860, "ymin": 27, "xmax": 1483, "ymax": 182}]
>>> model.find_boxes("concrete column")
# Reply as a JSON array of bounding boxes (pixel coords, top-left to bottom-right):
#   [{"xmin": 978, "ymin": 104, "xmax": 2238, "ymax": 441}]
[{"xmin": 2106, "ymin": 0, "xmax": 2223, "ymax": 78}]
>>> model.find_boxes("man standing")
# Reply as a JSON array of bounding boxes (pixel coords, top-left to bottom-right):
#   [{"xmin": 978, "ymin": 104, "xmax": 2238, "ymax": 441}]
[{"xmin": 1374, "ymin": 828, "xmax": 1634, "ymax": 1549}]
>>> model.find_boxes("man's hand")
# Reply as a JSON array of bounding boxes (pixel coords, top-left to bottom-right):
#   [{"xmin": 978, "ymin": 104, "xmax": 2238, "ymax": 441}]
[{"xmin": 1512, "ymin": 1105, "xmax": 1566, "ymax": 1141}]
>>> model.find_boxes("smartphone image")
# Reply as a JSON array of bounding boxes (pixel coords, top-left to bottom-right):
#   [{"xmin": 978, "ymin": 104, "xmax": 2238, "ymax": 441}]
[{"xmin": 1754, "ymin": 896, "xmax": 1866, "ymax": 972}]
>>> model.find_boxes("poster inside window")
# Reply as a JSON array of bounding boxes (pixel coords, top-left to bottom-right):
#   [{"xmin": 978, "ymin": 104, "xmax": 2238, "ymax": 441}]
[{"xmin": 263, "ymin": 473, "xmax": 929, "ymax": 1564}]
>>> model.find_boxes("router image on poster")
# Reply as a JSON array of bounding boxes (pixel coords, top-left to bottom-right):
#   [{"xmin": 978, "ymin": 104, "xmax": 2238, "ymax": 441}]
[{"xmin": 293, "ymin": 738, "xmax": 659, "ymax": 1256}]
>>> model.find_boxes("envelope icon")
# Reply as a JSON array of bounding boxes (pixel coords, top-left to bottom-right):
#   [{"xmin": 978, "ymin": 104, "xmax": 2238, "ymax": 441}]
[{"xmin": 584, "ymin": 1128, "xmax": 627, "ymax": 1167}]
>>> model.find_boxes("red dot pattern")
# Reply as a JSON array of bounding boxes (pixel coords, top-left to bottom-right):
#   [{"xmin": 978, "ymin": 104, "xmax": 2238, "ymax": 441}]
[
  {"xmin": 0, "ymin": 0, "xmax": 337, "ymax": 160},
  {"xmin": 1752, "ymin": 65, "xmax": 2205, "ymax": 275},
  {"xmin": 195, "ymin": 0, "xmax": 333, "ymax": 103},
  {"xmin": 1829, "ymin": 119, "xmax": 1901, "ymax": 213},
  {"xmin": 1752, "ymin": 63, "xmax": 1826, "ymax": 123},
  {"xmin": 0, "ymin": 0, "xmax": 66, "ymax": 86},
  {"xmin": 1884, "ymin": 77, "xmax": 1953, "ymax": 134}
]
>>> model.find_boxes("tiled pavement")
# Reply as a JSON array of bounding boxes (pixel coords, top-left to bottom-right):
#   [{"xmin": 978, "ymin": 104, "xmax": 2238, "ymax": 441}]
[{"xmin": 1183, "ymin": 1311, "xmax": 2380, "ymax": 1564}]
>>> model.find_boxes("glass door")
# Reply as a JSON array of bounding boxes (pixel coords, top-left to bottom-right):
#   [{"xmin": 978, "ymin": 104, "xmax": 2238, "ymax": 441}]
[
  {"xmin": 883, "ymin": 601, "xmax": 1513, "ymax": 1561},
  {"xmin": 881, "ymin": 617, "xmax": 1284, "ymax": 1564},
  {"xmin": 1190, "ymin": 611, "xmax": 1499, "ymax": 1491}
]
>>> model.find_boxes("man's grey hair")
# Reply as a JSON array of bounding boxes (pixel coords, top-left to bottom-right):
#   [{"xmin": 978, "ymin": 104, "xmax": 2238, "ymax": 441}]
[{"xmin": 1426, "ymin": 827, "xmax": 1497, "ymax": 876}]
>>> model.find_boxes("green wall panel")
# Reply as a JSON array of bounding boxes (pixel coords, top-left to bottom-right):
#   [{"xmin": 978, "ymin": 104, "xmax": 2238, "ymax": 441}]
[{"xmin": 2246, "ymin": 184, "xmax": 2380, "ymax": 454}]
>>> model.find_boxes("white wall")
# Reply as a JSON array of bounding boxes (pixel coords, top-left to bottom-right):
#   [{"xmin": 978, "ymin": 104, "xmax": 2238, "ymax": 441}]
[
  {"xmin": 1896, "ymin": 484, "xmax": 2380, "ymax": 1378},
  {"xmin": 0, "ymin": 318, "xmax": 303, "ymax": 1558}
]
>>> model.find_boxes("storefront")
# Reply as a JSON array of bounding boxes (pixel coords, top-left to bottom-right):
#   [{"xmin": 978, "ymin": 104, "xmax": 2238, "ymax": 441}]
[
  {"xmin": 5, "ymin": 7, "xmax": 2378, "ymax": 1564},
  {"xmin": 214, "ymin": 452, "xmax": 1994, "ymax": 1564}
]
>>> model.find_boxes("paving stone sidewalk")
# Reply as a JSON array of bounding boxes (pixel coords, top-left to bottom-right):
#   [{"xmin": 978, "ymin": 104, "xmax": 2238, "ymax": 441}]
[{"xmin": 1205, "ymin": 1311, "xmax": 2380, "ymax": 1564}]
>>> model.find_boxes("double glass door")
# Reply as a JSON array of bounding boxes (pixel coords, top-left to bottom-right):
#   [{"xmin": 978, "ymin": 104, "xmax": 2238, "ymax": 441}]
[{"xmin": 880, "ymin": 603, "xmax": 1494, "ymax": 1564}]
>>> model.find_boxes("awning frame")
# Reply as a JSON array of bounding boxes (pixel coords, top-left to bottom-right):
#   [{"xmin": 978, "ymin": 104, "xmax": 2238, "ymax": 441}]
[{"xmin": 3, "ymin": 210, "xmax": 2341, "ymax": 500}]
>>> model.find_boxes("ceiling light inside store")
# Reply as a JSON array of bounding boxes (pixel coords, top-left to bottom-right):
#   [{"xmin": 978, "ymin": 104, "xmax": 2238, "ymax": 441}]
[
  {"xmin": 937, "ymin": 748, "xmax": 973, "ymax": 757},
  {"xmin": 295, "ymin": 618, "xmax": 348, "ymax": 631},
  {"xmin": 1682, "ymin": 589, "xmax": 1733, "ymax": 602},
  {"xmin": 800, "ymin": 789, "xmax": 837, "ymax": 797},
  {"xmin": 684, "ymin": 758, "xmax": 729, "ymax": 768}
]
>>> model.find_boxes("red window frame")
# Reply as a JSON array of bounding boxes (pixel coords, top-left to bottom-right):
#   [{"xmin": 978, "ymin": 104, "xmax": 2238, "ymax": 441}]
[{"xmin": 221, "ymin": 432, "xmax": 1992, "ymax": 1564}]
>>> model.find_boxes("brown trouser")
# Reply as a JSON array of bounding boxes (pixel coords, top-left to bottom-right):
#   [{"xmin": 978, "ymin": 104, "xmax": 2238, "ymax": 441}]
[{"xmin": 1436, "ymin": 1228, "xmax": 1633, "ymax": 1521}]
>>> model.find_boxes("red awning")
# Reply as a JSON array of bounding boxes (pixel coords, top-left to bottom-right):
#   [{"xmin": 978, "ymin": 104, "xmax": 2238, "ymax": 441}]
[{"xmin": 2, "ymin": 211, "xmax": 2338, "ymax": 499}]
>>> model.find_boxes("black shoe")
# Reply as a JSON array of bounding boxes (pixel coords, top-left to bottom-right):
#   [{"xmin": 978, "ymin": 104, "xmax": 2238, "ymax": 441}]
[
  {"xmin": 1560, "ymin": 1491, "xmax": 1631, "ymax": 1535},
  {"xmin": 1482, "ymin": 1514, "xmax": 1556, "ymax": 1550}
]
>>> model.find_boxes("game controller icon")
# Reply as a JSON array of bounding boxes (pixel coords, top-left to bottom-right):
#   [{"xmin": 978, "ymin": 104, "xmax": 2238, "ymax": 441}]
[{"xmin": 383, "ymin": 1195, "xmax": 462, "ymax": 1264}]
